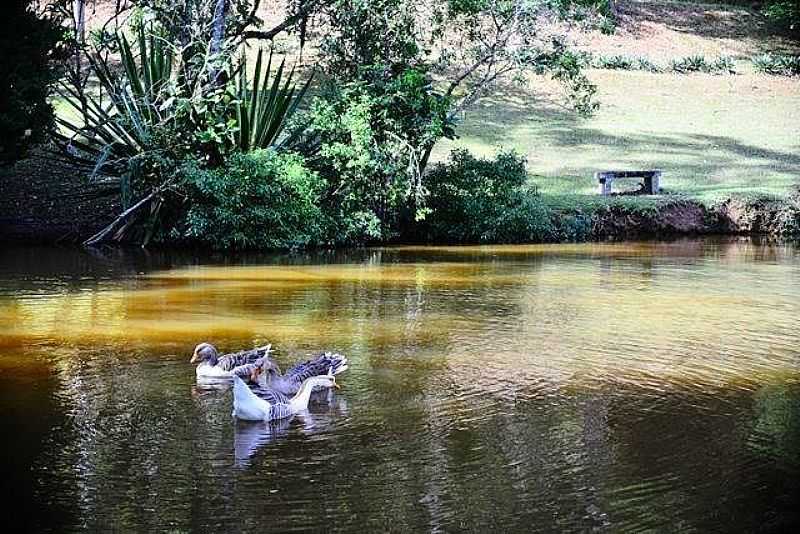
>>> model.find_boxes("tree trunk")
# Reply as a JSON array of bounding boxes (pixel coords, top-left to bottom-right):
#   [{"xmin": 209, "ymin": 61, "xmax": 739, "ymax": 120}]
[
  {"xmin": 73, "ymin": 0, "xmax": 86, "ymax": 44},
  {"xmin": 209, "ymin": 0, "xmax": 229, "ymax": 86},
  {"xmin": 607, "ymin": 0, "xmax": 618, "ymax": 19},
  {"xmin": 72, "ymin": 0, "xmax": 88, "ymax": 119},
  {"xmin": 83, "ymin": 189, "xmax": 161, "ymax": 246}
]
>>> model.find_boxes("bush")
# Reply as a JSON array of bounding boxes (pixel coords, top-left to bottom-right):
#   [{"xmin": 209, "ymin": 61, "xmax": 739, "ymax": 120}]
[
  {"xmin": 181, "ymin": 150, "xmax": 326, "ymax": 250},
  {"xmin": 550, "ymin": 0, "xmax": 617, "ymax": 33},
  {"xmin": 752, "ymin": 53, "xmax": 800, "ymax": 76},
  {"xmin": 419, "ymin": 149, "xmax": 553, "ymax": 243},
  {"xmin": 290, "ymin": 66, "xmax": 453, "ymax": 244},
  {"xmin": 0, "ymin": 1, "xmax": 65, "ymax": 162},
  {"xmin": 763, "ymin": 1, "xmax": 799, "ymax": 35},
  {"xmin": 593, "ymin": 55, "xmax": 663, "ymax": 72},
  {"xmin": 670, "ymin": 55, "xmax": 735, "ymax": 74}
]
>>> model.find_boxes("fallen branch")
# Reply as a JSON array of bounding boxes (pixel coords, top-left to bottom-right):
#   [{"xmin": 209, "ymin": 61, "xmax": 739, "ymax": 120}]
[{"xmin": 82, "ymin": 188, "xmax": 162, "ymax": 246}]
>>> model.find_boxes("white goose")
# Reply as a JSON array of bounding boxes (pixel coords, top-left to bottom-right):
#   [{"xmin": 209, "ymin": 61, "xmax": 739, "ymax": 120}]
[{"xmin": 232, "ymin": 369, "xmax": 339, "ymax": 422}]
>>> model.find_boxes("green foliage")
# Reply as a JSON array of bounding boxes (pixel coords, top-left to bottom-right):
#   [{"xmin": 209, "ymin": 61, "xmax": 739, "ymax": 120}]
[
  {"xmin": 57, "ymin": 25, "xmax": 176, "ymax": 169},
  {"xmin": 182, "ymin": 150, "xmax": 325, "ymax": 250},
  {"xmin": 0, "ymin": 1, "xmax": 66, "ymax": 162},
  {"xmin": 319, "ymin": 0, "xmax": 420, "ymax": 79},
  {"xmin": 752, "ymin": 53, "xmax": 800, "ymax": 76},
  {"xmin": 59, "ymin": 25, "xmax": 311, "ymax": 167},
  {"xmin": 543, "ymin": 47, "xmax": 600, "ymax": 116},
  {"xmin": 582, "ymin": 53, "xmax": 744, "ymax": 75},
  {"xmin": 762, "ymin": 0, "xmax": 800, "ymax": 35},
  {"xmin": 56, "ymin": 19, "xmax": 310, "ymax": 243},
  {"xmin": 548, "ymin": 0, "xmax": 616, "ymax": 28},
  {"xmin": 592, "ymin": 55, "xmax": 663, "ymax": 73},
  {"xmin": 419, "ymin": 149, "xmax": 553, "ymax": 243},
  {"xmin": 235, "ymin": 48, "xmax": 313, "ymax": 152},
  {"xmin": 669, "ymin": 55, "xmax": 735, "ymax": 74},
  {"xmin": 292, "ymin": 66, "xmax": 454, "ymax": 243}
]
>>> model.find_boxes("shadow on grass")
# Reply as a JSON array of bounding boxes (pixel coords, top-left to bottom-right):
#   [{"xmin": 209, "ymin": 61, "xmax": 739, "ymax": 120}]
[
  {"xmin": 453, "ymin": 94, "xmax": 800, "ymax": 198},
  {"xmin": 614, "ymin": 0, "xmax": 799, "ymax": 55}
]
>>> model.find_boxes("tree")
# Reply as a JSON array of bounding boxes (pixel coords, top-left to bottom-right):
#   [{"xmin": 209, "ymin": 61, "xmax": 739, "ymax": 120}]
[
  {"xmin": 306, "ymin": 0, "xmax": 597, "ymax": 174},
  {"xmin": 284, "ymin": 0, "xmax": 598, "ymax": 238},
  {"xmin": 763, "ymin": 0, "xmax": 799, "ymax": 35},
  {"xmin": 0, "ymin": 0, "xmax": 66, "ymax": 162}
]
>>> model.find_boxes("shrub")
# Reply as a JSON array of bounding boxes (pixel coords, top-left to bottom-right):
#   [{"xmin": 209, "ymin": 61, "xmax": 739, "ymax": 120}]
[
  {"xmin": 181, "ymin": 150, "xmax": 326, "ymax": 250},
  {"xmin": 708, "ymin": 56, "xmax": 736, "ymax": 74},
  {"xmin": 762, "ymin": 1, "xmax": 800, "ymax": 35},
  {"xmin": 593, "ymin": 55, "xmax": 663, "ymax": 72},
  {"xmin": 593, "ymin": 54, "xmax": 635, "ymax": 70},
  {"xmin": 290, "ymin": 66, "xmax": 453, "ymax": 244},
  {"xmin": 752, "ymin": 53, "xmax": 800, "ymax": 76},
  {"xmin": 550, "ymin": 0, "xmax": 616, "ymax": 33},
  {"xmin": 670, "ymin": 55, "xmax": 735, "ymax": 74},
  {"xmin": 419, "ymin": 149, "xmax": 553, "ymax": 243},
  {"xmin": 0, "ymin": 1, "xmax": 66, "ymax": 162}
]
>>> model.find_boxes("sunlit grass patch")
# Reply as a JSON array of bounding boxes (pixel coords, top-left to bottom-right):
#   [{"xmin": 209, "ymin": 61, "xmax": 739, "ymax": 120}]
[{"xmin": 434, "ymin": 70, "xmax": 800, "ymax": 205}]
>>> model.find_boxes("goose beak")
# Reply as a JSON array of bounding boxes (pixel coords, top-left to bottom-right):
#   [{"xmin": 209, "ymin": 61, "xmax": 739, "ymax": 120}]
[
  {"xmin": 333, "ymin": 379, "xmax": 340, "ymax": 390},
  {"xmin": 189, "ymin": 350, "xmax": 200, "ymax": 364}
]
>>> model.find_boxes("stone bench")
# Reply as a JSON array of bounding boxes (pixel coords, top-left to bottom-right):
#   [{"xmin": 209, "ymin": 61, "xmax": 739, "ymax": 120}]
[{"xmin": 595, "ymin": 170, "xmax": 662, "ymax": 196}]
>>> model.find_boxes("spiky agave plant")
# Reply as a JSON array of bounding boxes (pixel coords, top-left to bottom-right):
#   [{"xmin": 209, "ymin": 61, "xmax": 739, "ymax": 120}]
[
  {"xmin": 235, "ymin": 48, "xmax": 313, "ymax": 152},
  {"xmin": 55, "ymin": 23, "xmax": 312, "ymax": 246},
  {"xmin": 55, "ymin": 24, "xmax": 175, "ymax": 176}
]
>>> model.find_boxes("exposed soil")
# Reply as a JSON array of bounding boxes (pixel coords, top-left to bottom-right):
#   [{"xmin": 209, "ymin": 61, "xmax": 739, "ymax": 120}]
[
  {"xmin": 0, "ymin": 147, "xmax": 119, "ymax": 243},
  {"xmin": 589, "ymin": 193, "xmax": 800, "ymax": 239},
  {"xmin": 592, "ymin": 199, "xmax": 712, "ymax": 238},
  {"xmin": 573, "ymin": 0, "xmax": 800, "ymax": 61}
]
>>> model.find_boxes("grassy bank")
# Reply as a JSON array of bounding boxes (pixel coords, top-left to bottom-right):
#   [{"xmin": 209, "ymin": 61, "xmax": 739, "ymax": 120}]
[
  {"xmin": 428, "ymin": 0, "xmax": 800, "ymax": 241},
  {"xmin": 434, "ymin": 70, "xmax": 799, "ymax": 202},
  {"xmin": 5, "ymin": 0, "xmax": 799, "ymax": 246}
]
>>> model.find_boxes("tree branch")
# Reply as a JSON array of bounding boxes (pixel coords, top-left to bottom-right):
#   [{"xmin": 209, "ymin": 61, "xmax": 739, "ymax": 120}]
[
  {"xmin": 83, "ymin": 186, "xmax": 165, "ymax": 246},
  {"xmin": 242, "ymin": 0, "xmax": 326, "ymax": 41}
]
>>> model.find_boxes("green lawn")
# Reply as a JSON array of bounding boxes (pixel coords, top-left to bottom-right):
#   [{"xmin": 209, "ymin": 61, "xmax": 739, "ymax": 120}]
[{"xmin": 433, "ymin": 70, "xmax": 800, "ymax": 203}]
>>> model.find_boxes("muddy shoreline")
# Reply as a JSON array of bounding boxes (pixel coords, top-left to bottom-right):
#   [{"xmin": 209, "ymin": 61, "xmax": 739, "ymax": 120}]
[
  {"xmin": 2, "ymin": 154, "xmax": 798, "ymax": 246},
  {"xmin": 588, "ymin": 195, "xmax": 800, "ymax": 240}
]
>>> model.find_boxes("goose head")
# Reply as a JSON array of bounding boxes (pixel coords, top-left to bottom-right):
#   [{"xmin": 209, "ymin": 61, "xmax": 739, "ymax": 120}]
[
  {"xmin": 249, "ymin": 357, "xmax": 280, "ymax": 383},
  {"xmin": 302, "ymin": 369, "xmax": 339, "ymax": 391},
  {"xmin": 190, "ymin": 343, "xmax": 219, "ymax": 366},
  {"xmin": 307, "ymin": 374, "xmax": 339, "ymax": 390}
]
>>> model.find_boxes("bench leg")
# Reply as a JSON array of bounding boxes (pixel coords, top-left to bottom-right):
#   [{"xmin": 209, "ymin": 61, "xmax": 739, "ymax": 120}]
[
  {"xmin": 643, "ymin": 175, "xmax": 661, "ymax": 194},
  {"xmin": 598, "ymin": 178, "xmax": 612, "ymax": 196}
]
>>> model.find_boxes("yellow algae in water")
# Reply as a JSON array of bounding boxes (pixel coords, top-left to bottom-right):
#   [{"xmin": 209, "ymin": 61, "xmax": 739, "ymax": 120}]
[
  {"xmin": 0, "ymin": 278, "xmax": 460, "ymax": 351},
  {"xmin": 1, "ymin": 240, "xmax": 798, "ymax": 390},
  {"xmin": 144, "ymin": 263, "xmax": 526, "ymax": 288}
]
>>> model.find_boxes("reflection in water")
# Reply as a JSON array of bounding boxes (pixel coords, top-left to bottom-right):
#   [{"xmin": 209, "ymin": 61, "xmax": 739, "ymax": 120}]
[
  {"xmin": 0, "ymin": 238, "xmax": 798, "ymax": 532},
  {"xmin": 233, "ymin": 391, "xmax": 349, "ymax": 467}
]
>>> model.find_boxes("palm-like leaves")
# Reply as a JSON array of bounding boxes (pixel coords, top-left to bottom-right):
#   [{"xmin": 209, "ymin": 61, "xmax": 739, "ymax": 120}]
[
  {"xmin": 55, "ymin": 24, "xmax": 175, "ymax": 167},
  {"xmin": 235, "ymin": 48, "xmax": 313, "ymax": 151},
  {"xmin": 53, "ymin": 24, "xmax": 313, "ymax": 247}
]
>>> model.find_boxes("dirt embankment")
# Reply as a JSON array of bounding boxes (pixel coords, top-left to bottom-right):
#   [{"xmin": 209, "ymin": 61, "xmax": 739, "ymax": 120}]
[
  {"xmin": 589, "ymin": 194, "xmax": 800, "ymax": 240},
  {"xmin": 1, "ymin": 151, "xmax": 798, "ymax": 244},
  {"xmin": 0, "ymin": 148, "xmax": 119, "ymax": 243}
]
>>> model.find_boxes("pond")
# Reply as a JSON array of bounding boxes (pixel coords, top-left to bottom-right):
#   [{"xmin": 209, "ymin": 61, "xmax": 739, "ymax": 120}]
[{"xmin": 1, "ymin": 239, "xmax": 798, "ymax": 532}]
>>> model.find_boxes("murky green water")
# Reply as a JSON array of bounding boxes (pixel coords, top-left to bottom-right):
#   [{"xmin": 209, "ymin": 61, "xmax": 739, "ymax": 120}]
[{"xmin": 1, "ymin": 239, "xmax": 798, "ymax": 532}]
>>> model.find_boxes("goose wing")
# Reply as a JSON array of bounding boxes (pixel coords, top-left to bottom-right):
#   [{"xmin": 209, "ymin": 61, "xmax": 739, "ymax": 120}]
[
  {"xmin": 250, "ymin": 385, "xmax": 290, "ymax": 405},
  {"xmin": 232, "ymin": 360, "xmax": 291, "ymax": 404},
  {"xmin": 219, "ymin": 345, "xmax": 273, "ymax": 372},
  {"xmin": 284, "ymin": 352, "xmax": 348, "ymax": 387},
  {"xmin": 232, "ymin": 376, "xmax": 271, "ymax": 421}
]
